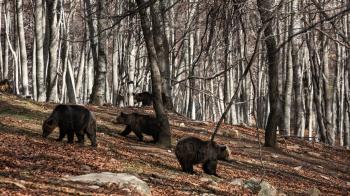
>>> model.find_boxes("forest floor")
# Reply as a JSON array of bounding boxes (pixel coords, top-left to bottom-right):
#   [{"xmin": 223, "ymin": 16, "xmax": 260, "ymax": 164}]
[{"xmin": 0, "ymin": 93, "xmax": 349, "ymax": 195}]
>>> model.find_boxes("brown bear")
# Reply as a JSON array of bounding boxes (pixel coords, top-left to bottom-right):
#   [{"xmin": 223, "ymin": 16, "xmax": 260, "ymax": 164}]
[
  {"xmin": 42, "ymin": 104, "xmax": 97, "ymax": 147},
  {"xmin": 115, "ymin": 94, "xmax": 124, "ymax": 106},
  {"xmin": 0, "ymin": 79, "xmax": 13, "ymax": 93},
  {"xmin": 115, "ymin": 112, "xmax": 161, "ymax": 143},
  {"xmin": 175, "ymin": 136, "xmax": 230, "ymax": 176},
  {"xmin": 134, "ymin": 91, "xmax": 172, "ymax": 109},
  {"xmin": 133, "ymin": 92, "xmax": 153, "ymax": 106}
]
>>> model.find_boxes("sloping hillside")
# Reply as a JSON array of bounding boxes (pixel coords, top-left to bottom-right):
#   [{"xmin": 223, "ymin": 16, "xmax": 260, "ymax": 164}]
[{"xmin": 0, "ymin": 94, "xmax": 349, "ymax": 195}]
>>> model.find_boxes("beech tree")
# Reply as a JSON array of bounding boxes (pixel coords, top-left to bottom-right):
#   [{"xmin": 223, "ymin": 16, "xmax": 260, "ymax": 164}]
[
  {"xmin": 35, "ymin": 0, "xmax": 46, "ymax": 102},
  {"xmin": 89, "ymin": 0, "xmax": 107, "ymax": 105},
  {"xmin": 16, "ymin": 0, "xmax": 29, "ymax": 97},
  {"xmin": 135, "ymin": 0, "xmax": 171, "ymax": 147},
  {"xmin": 257, "ymin": 0, "xmax": 280, "ymax": 147},
  {"xmin": 45, "ymin": 0, "xmax": 60, "ymax": 102}
]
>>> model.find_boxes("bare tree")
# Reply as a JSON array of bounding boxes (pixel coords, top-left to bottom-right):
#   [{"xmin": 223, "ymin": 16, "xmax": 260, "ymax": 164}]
[
  {"xmin": 150, "ymin": 0, "xmax": 173, "ymax": 110},
  {"xmin": 45, "ymin": 0, "xmax": 60, "ymax": 102},
  {"xmin": 35, "ymin": 0, "xmax": 46, "ymax": 101},
  {"xmin": 88, "ymin": 0, "xmax": 107, "ymax": 105},
  {"xmin": 257, "ymin": 0, "xmax": 280, "ymax": 147},
  {"xmin": 291, "ymin": 0, "xmax": 305, "ymax": 137},
  {"xmin": 135, "ymin": 0, "xmax": 171, "ymax": 147},
  {"xmin": 16, "ymin": 0, "xmax": 29, "ymax": 96}
]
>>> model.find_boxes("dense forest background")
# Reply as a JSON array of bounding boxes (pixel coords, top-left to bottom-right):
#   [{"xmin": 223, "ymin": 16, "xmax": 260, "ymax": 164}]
[{"xmin": 1, "ymin": 0, "xmax": 350, "ymax": 147}]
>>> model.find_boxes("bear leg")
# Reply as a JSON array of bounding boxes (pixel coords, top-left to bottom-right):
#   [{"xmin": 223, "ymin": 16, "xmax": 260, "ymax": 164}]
[
  {"xmin": 120, "ymin": 125, "xmax": 132, "ymax": 136},
  {"xmin": 133, "ymin": 131, "xmax": 144, "ymax": 141},
  {"xmin": 152, "ymin": 134, "xmax": 159, "ymax": 143},
  {"xmin": 67, "ymin": 131, "xmax": 74, "ymax": 143},
  {"xmin": 56, "ymin": 130, "xmax": 66, "ymax": 141},
  {"xmin": 202, "ymin": 160, "xmax": 218, "ymax": 176},
  {"xmin": 180, "ymin": 162, "xmax": 194, "ymax": 174},
  {"xmin": 76, "ymin": 132, "xmax": 85, "ymax": 145}
]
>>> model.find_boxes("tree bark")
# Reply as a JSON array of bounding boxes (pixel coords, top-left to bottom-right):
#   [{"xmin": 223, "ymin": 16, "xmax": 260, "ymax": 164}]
[
  {"xmin": 291, "ymin": 1, "xmax": 305, "ymax": 137},
  {"xmin": 0, "ymin": 2, "xmax": 3, "ymax": 80},
  {"xmin": 150, "ymin": 0, "xmax": 173, "ymax": 110},
  {"xmin": 112, "ymin": 28, "xmax": 120, "ymax": 106},
  {"xmin": 45, "ymin": 0, "xmax": 59, "ymax": 102},
  {"xmin": 307, "ymin": 35, "xmax": 328, "ymax": 143},
  {"xmin": 257, "ymin": 0, "xmax": 280, "ymax": 148},
  {"xmin": 136, "ymin": 0, "xmax": 171, "ymax": 148},
  {"xmin": 322, "ymin": 43, "xmax": 335, "ymax": 144},
  {"xmin": 84, "ymin": 0, "xmax": 97, "ymax": 102},
  {"xmin": 35, "ymin": 0, "xmax": 46, "ymax": 101},
  {"xmin": 32, "ymin": 37, "xmax": 37, "ymax": 100},
  {"xmin": 128, "ymin": 38, "xmax": 136, "ymax": 106},
  {"xmin": 3, "ymin": 0, "xmax": 9, "ymax": 80},
  {"xmin": 75, "ymin": 41, "xmax": 86, "ymax": 102},
  {"xmin": 16, "ymin": 0, "xmax": 29, "ymax": 96},
  {"xmin": 89, "ymin": 0, "xmax": 107, "ymax": 105}
]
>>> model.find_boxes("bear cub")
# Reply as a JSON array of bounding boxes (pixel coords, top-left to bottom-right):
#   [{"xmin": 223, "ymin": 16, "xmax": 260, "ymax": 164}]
[
  {"xmin": 115, "ymin": 112, "xmax": 161, "ymax": 143},
  {"xmin": 42, "ymin": 104, "xmax": 97, "ymax": 147},
  {"xmin": 175, "ymin": 136, "xmax": 230, "ymax": 176}
]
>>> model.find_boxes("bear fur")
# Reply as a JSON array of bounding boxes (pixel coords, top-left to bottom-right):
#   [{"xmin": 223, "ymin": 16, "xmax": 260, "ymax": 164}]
[
  {"xmin": 133, "ymin": 91, "xmax": 172, "ymax": 109},
  {"xmin": 0, "ymin": 79, "xmax": 13, "ymax": 93},
  {"xmin": 134, "ymin": 92, "xmax": 153, "ymax": 106},
  {"xmin": 115, "ymin": 112, "xmax": 161, "ymax": 143},
  {"xmin": 42, "ymin": 104, "xmax": 97, "ymax": 147},
  {"xmin": 175, "ymin": 136, "xmax": 230, "ymax": 176},
  {"xmin": 115, "ymin": 94, "xmax": 124, "ymax": 106}
]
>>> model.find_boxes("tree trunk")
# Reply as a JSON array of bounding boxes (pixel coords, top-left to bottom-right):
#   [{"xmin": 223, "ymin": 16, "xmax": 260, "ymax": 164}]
[
  {"xmin": 89, "ymin": 0, "xmax": 107, "ymax": 105},
  {"xmin": 150, "ymin": 0, "xmax": 173, "ymax": 110},
  {"xmin": 75, "ymin": 41, "xmax": 86, "ymax": 102},
  {"xmin": 112, "ymin": 29, "xmax": 120, "ymax": 106},
  {"xmin": 35, "ymin": 0, "xmax": 46, "ymax": 101},
  {"xmin": 3, "ymin": 0, "xmax": 9, "ymax": 79},
  {"xmin": 223, "ymin": 5, "xmax": 230, "ymax": 123},
  {"xmin": 322, "ymin": 43, "xmax": 335, "ymax": 144},
  {"xmin": 292, "ymin": 8, "xmax": 305, "ymax": 137},
  {"xmin": 257, "ymin": 0, "xmax": 280, "ymax": 148},
  {"xmin": 45, "ymin": 0, "xmax": 59, "ymax": 102},
  {"xmin": 344, "ymin": 72, "xmax": 350, "ymax": 147},
  {"xmin": 84, "ymin": 0, "xmax": 97, "ymax": 103},
  {"xmin": 4, "ymin": 4, "xmax": 18, "ymax": 94},
  {"xmin": 305, "ymin": 46, "xmax": 314, "ymax": 140},
  {"xmin": 0, "ymin": 2, "xmax": 3, "ymax": 80},
  {"xmin": 308, "ymin": 35, "xmax": 328, "ymax": 143},
  {"xmin": 32, "ymin": 37, "xmax": 37, "ymax": 100},
  {"xmin": 66, "ymin": 59, "xmax": 77, "ymax": 103},
  {"xmin": 136, "ymin": 0, "xmax": 171, "ymax": 148},
  {"xmin": 128, "ymin": 39, "xmax": 136, "ymax": 106},
  {"xmin": 16, "ymin": 0, "xmax": 29, "ymax": 96},
  {"xmin": 282, "ymin": 45, "xmax": 293, "ymax": 136},
  {"xmin": 61, "ymin": 12, "xmax": 76, "ymax": 104}
]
